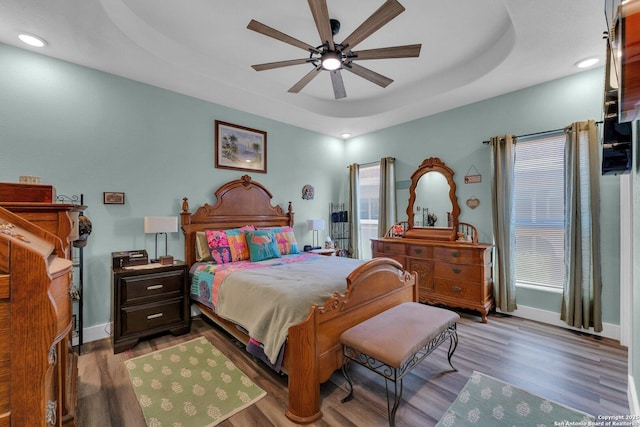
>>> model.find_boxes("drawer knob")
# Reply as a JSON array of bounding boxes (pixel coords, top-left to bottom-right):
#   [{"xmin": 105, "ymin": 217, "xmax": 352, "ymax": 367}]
[
  {"xmin": 452, "ymin": 268, "xmax": 462, "ymax": 274},
  {"xmin": 451, "ymin": 252, "xmax": 460, "ymax": 258},
  {"xmin": 147, "ymin": 284, "xmax": 164, "ymax": 290},
  {"xmin": 384, "ymin": 246, "xmax": 391, "ymax": 251},
  {"xmin": 452, "ymin": 285, "xmax": 462, "ymax": 293},
  {"xmin": 414, "ymin": 248, "xmax": 422, "ymax": 254},
  {"xmin": 147, "ymin": 313, "xmax": 164, "ymax": 320}
]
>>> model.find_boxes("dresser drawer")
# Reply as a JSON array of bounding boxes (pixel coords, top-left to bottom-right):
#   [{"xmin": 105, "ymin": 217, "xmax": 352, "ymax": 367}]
[
  {"xmin": 434, "ymin": 278, "xmax": 482, "ymax": 301},
  {"xmin": 120, "ymin": 270, "xmax": 184, "ymax": 305},
  {"xmin": 434, "ymin": 262, "xmax": 483, "ymax": 282},
  {"xmin": 372, "ymin": 240, "xmax": 405, "ymax": 256},
  {"xmin": 434, "ymin": 246, "xmax": 485, "ymax": 264},
  {"xmin": 407, "ymin": 244, "xmax": 433, "ymax": 258},
  {"xmin": 120, "ymin": 298, "xmax": 185, "ymax": 336}
]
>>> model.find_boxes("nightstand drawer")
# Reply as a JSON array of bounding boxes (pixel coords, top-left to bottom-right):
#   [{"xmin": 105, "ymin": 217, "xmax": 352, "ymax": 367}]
[
  {"xmin": 120, "ymin": 270, "xmax": 184, "ymax": 304},
  {"xmin": 120, "ymin": 298, "xmax": 185, "ymax": 336}
]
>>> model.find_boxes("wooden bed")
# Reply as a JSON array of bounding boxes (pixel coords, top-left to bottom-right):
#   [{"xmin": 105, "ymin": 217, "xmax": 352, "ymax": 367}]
[{"xmin": 180, "ymin": 175, "xmax": 417, "ymax": 424}]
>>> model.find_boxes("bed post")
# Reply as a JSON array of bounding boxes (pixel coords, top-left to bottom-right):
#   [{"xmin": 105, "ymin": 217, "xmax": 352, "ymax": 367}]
[
  {"xmin": 285, "ymin": 310, "xmax": 321, "ymax": 424},
  {"xmin": 287, "ymin": 201, "xmax": 294, "ymax": 227}
]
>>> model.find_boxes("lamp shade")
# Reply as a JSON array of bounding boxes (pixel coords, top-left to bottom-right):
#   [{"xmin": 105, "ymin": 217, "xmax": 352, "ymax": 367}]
[
  {"xmin": 307, "ymin": 219, "xmax": 325, "ymax": 231},
  {"xmin": 144, "ymin": 216, "xmax": 178, "ymax": 234}
]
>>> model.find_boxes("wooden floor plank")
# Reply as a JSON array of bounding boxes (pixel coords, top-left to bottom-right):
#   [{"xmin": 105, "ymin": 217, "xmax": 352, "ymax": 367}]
[{"xmin": 77, "ymin": 311, "xmax": 630, "ymax": 426}]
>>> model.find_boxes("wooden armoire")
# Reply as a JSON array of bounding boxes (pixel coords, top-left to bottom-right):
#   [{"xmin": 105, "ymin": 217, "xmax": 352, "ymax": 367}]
[{"xmin": 0, "ymin": 204, "xmax": 78, "ymax": 426}]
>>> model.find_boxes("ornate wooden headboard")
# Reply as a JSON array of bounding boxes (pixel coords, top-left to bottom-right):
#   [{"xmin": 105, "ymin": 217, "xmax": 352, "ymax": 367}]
[{"xmin": 180, "ymin": 175, "xmax": 294, "ymax": 266}]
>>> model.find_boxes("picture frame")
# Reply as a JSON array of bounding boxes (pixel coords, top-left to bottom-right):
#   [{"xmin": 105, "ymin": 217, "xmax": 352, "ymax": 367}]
[
  {"xmin": 215, "ymin": 120, "xmax": 267, "ymax": 173},
  {"xmin": 103, "ymin": 192, "xmax": 125, "ymax": 205}
]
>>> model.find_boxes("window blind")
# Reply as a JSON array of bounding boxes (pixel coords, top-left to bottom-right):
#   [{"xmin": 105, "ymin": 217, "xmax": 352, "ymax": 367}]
[{"xmin": 513, "ymin": 131, "xmax": 565, "ymax": 288}]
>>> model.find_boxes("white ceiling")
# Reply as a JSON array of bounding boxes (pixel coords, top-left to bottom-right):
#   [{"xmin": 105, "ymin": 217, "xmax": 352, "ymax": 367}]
[{"xmin": 0, "ymin": 0, "xmax": 608, "ymax": 139}]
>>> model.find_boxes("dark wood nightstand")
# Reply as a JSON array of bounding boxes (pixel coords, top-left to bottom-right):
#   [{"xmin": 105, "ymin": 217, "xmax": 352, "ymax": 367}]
[{"xmin": 112, "ymin": 261, "xmax": 191, "ymax": 353}]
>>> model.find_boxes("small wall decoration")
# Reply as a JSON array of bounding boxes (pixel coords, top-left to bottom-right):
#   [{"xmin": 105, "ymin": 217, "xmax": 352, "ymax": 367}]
[
  {"xmin": 466, "ymin": 196, "xmax": 480, "ymax": 209},
  {"xmin": 464, "ymin": 164, "xmax": 482, "ymax": 183},
  {"xmin": 103, "ymin": 192, "xmax": 125, "ymax": 204},
  {"xmin": 302, "ymin": 184, "xmax": 314, "ymax": 200},
  {"xmin": 215, "ymin": 120, "xmax": 267, "ymax": 173}
]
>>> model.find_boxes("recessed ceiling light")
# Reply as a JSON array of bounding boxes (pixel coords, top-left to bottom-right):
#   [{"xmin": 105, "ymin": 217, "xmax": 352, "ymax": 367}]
[
  {"xmin": 575, "ymin": 57, "xmax": 599, "ymax": 68},
  {"xmin": 341, "ymin": 133, "xmax": 351, "ymax": 139},
  {"xmin": 18, "ymin": 33, "xmax": 47, "ymax": 47}
]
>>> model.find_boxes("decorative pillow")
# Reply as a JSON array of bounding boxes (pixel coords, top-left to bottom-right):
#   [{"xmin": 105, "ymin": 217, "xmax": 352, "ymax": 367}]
[
  {"xmin": 258, "ymin": 226, "xmax": 299, "ymax": 255},
  {"xmin": 226, "ymin": 225, "xmax": 255, "ymax": 261},
  {"xmin": 205, "ymin": 225, "xmax": 256, "ymax": 264},
  {"xmin": 195, "ymin": 231, "xmax": 213, "ymax": 262},
  {"xmin": 245, "ymin": 229, "xmax": 282, "ymax": 262},
  {"xmin": 205, "ymin": 229, "xmax": 233, "ymax": 264}
]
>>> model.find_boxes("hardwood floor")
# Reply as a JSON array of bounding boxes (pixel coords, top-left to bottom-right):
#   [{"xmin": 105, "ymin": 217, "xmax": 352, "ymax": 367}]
[{"xmin": 77, "ymin": 312, "xmax": 630, "ymax": 426}]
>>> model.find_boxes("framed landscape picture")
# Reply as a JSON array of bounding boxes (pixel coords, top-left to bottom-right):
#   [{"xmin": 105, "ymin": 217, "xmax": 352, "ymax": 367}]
[{"xmin": 215, "ymin": 120, "xmax": 267, "ymax": 173}]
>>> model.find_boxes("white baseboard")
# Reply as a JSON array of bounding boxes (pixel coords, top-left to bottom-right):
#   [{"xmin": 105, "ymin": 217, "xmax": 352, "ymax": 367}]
[
  {"xmin": 75, "ymin": 322, "xmax": 112, "ymax": 345},
  {"xmin": 497, "ymin": 304, "xmax": 621, "ymax": 342},
  {"xmin": 75, "ymin": 309, "xmax": 202, "ymax": 346},
  {"xmin": 630, "ymin": 375, "xmax": 640, "ymax": 416}
]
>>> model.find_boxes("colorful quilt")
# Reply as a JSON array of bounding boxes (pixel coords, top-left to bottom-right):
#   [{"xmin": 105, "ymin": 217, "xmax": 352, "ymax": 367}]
[{"xmin": 190, "ymin": 253, "xmax": 365, "ymax": 366}]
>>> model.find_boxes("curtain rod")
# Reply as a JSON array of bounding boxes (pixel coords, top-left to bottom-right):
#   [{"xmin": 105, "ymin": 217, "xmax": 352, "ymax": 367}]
[
  {"xmin": 482, "ymin": 121, "xmax": 602, "ymax": 144},
  {"xmin": 346, "ymin": 157, "xmax": 395, "ymax": 168}
]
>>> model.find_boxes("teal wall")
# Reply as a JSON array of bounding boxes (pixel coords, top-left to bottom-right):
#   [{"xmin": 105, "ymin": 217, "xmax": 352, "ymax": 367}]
[
  {"xmin": 344, "ymin": 67, "xmax": 622, "ymax": 327},
  {"xmin": 0, "ymin": 43, "xmax": 345, "ymax": 329},
  {"xmin": 0, "ymin": 42, "xmax": 623, "ymax": 334}
]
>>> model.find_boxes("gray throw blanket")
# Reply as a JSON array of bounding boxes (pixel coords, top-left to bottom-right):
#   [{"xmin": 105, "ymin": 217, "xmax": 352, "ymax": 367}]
[{"xmin": 215, "ymin": 255, "xmax": 364, "ymax": 364}]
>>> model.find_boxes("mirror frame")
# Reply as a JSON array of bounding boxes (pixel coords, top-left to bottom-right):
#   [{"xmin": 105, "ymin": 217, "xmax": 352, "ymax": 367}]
[{"xmin": 404, "ymin": 157, "xmax": 460, "ymax": 241}]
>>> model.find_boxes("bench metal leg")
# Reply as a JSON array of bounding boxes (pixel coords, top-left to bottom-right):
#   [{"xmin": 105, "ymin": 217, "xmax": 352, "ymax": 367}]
[
  {"xmin": 341, "ymin": 359, "xmax": 355, "ymax": 403},
  {"xmin": 447, "ymin": 327, "xmax": 459, "ymax": 371},
  {"xmin": 384, "ymin": 375, "xmax": 402, "ymax": 427}
]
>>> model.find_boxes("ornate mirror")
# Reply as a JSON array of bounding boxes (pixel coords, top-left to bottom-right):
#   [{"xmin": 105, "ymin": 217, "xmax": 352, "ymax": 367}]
[{"xmin": 404, "ymin": 157, "xmax": 460, "ymax": 241}]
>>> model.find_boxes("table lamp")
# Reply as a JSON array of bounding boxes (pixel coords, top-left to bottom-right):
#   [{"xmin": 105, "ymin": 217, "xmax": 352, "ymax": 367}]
[
  {"xmin": 307, "ymin": 219, "xmax": 325, "ymax": 250},
  {"xmin": 144, "ymin": 216, "xmax": 178, "ymax": 263}
]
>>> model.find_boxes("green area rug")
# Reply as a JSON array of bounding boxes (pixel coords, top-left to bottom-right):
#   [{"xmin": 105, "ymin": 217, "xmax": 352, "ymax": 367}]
[
  {"xmin": 125, "ymin": 336, "xmax": 266, "ymax": 427},
  {"xmin": 437, "ymin": 371, "xmax": 594, "ymax": 427}
]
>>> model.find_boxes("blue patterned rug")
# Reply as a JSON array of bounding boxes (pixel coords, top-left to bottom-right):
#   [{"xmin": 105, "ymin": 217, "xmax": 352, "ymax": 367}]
[{"xmin": 437, "ymin": 371, "xmax": 594, "ymax": 426}]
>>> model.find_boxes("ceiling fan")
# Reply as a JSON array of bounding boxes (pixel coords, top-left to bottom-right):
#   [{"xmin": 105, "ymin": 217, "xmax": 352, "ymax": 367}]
[{"xmin": 247, "ymin": 0, "xmax": 421, "ymax": 99}]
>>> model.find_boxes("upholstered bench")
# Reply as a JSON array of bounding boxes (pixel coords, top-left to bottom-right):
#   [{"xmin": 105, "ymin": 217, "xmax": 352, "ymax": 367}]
[{"xmin": 340, "ymin": 302, "xmax": 460, "ymax": 427}]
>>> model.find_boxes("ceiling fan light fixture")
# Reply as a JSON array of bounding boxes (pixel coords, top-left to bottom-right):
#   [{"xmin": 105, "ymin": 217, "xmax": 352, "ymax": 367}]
[{"xmin": 321, "ymin": 51, "xmax": 342, "ymax": 71}]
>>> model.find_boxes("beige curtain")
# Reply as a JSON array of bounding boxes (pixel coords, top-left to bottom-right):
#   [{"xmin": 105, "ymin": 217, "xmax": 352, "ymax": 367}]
[
  {"xmin": 348, "ymin": 163, "xmax": 362, "ymax": 259},
  {"xmin": 377, "ymin": 157, "xmax": 396, "ymax": 237},
  {"xmin": 561, "ymin": 120, "xmax": 602, "ymax": 331},
  {"xmin": 490, "ymin": 135, "xmax": 517, "ymax": 312}
]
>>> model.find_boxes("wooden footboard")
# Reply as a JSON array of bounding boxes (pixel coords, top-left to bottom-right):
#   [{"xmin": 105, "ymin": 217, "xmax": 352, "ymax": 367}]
[
  {"xmin": 179, "ymin": 176, "xmax": 417, "ymax": 423},
  {"xmin": 286, "ymin": 257, "xmax": 417, "ymax": 424}
]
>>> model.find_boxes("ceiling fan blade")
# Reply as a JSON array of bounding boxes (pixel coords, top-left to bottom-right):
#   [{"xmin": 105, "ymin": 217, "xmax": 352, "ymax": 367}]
[
  {"xmin": 330, "ymin": 70, "xmax": 346, "ymax": 99},
  {"xmin": 252, "ymin": 59, "xmax": 312, "ymax": 71},
  {"xmin": 344, "ymin": 63, "xmax": 393, "ymax": 88},
  {"xmin": 248, "ymin": 19, "xmax": 320, "ymax": 53},
  {"xmin": 340, "ymin": 0, "xmax": 405, "ymax": 51},
  {"xmin": 308, "ymin": 0, "xmax": 335, "ymax": 50},
  {"xmin": 288, "ymin": 65, "xmax": 322, "ymax": 93},
  {"xmin": 348, "ymin": 44, "xmax": 421, "ymax": 62}
]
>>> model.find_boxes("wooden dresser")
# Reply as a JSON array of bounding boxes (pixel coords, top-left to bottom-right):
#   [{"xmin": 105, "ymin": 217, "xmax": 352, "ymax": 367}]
[
  {"xmin": 372, "ymin": 237, "xmax": 494, "ymax": 322},
  {"xmin": 0, "ymin": 206, "xmax": 77, "ymax": 426}
]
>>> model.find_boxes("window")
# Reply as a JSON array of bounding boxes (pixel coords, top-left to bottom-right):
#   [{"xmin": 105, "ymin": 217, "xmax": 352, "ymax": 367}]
[
  {"xmin": 358, "ymin": 163, "xmax": 380, "ymax": 259},
  {"xmin": 513, "ymin": 131, "xmax": 566, "ymax": 288}
]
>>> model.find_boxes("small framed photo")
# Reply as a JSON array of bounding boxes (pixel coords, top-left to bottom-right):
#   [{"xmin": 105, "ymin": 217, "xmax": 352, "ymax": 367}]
[
  {"xmin": 215, "ymin": 120, "xmax": 267, "ymax": 173},
  {"xmin": 103, "ymin": 192, "xmax": 125, "ymax": 205}
]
